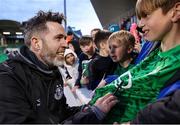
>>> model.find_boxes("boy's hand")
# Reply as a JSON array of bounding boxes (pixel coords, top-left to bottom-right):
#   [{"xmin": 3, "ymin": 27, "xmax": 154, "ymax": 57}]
[
  {"xmin": 71, "ymin": 85, "xmax": 79, "ymax": 93},
  {"xmin": 63, "ymin": 82, "xmax": 68, "ymax": 87},
  {"xmin": 80, "ymin": 76, "xmax": 89, "ymax": 85},
  {"xmin": 94, "ymin": 93, "xmax": 118, "ymax": 113},
  {"xmin": 96, "ymin": 80, "xmax": 106, "ymax": 89},
  {"xmin": 134, "ymin": 42, "xmax": 141, "ymax": 53}
]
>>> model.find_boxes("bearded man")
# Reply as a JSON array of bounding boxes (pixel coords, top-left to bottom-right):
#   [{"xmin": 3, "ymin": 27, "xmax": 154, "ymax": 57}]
[{"xmin": 0, "ymin": 11, "xmax": 117, "ymax": 124}]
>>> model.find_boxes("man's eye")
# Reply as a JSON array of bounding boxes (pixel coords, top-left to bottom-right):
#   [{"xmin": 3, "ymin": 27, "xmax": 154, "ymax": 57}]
[
  {"xmin": 56, "ymin": 36, "xmax": 63, "ymax": 40},
  {"xmin": 112, "ymin": 46, "xmax": 118, "ymax": 49}
]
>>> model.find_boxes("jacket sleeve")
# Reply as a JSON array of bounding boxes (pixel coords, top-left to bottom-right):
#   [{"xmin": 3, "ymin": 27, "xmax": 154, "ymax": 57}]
[
  {"xmin": 131, "ymin": 90, "xmax": 180, "ymax": 124},
  {"xmin": 0, "ymin": 73, "xmax": 105, "ymax": 124},
  {"xmin": 87, "ymin": 59, "xmax": 99, "ymax": 90},
  {"xmin": 62, "ymin": 105, "xmax": 105, "ymax": 124},
  {"xmin": 0, "ymin": 74, "xmax": 39, "ymax": 123}
]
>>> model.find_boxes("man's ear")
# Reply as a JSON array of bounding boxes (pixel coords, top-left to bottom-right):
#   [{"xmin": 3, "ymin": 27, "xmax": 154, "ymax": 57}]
[
  {"xmin": 172, "ymin": 2, "xmax": 180, "ymax": 23},
  {"xmin": 30, "ymin": 36, "xmax": 42, "ymax": 52}
]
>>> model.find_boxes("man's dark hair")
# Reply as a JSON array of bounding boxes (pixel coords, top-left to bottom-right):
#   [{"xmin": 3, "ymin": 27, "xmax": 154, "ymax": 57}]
[
  {"xmin": 94, "ymin": 30, "xmax": 112, "ymax": 49},
  {"xmin": 22, "ymin": 10, "xmax": 65, "ymax": 47},
  {"xmin": 79, "ymin": 35, "xmax": 93, "ymax": 46}
]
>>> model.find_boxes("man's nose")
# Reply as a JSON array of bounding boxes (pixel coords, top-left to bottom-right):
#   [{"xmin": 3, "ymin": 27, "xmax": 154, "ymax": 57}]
[{"xmin": 61, "ymin": 38, "xmax": 68, "ymax": 49}]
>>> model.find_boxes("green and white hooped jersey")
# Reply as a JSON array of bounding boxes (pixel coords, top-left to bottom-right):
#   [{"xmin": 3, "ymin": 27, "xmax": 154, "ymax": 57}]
[{"xmin": 90, "ymin": 45, "xmax": 180, "ymax": 123}]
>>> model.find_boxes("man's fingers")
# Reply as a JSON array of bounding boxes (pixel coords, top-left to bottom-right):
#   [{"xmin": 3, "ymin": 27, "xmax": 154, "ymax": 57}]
[
  {"xmin": 99, "ymin": 93, "xmax": 114, "ymax": 102},
  {"xmin": 98, "ymin": 93, "xmax": 118, "ymax": 108},
  {"xmin": 95, "ymin": 93, "xmax": 118, "ymax": 113},
  {"xmin": 113, "ymin": 122, "xmax": 119, "ymax": 125},
  {"xmin": 104, "ymin": 94, "xmax": 117, "ymax": 103},
  {"xmin": 108, "ymin": 100, "xmax": 118, "ymax": 107}
]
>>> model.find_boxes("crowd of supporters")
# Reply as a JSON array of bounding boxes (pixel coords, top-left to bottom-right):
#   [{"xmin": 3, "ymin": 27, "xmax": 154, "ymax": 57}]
[{"xmin": 0, "ymin": 0, "xmax": 180, "ymax": 124}]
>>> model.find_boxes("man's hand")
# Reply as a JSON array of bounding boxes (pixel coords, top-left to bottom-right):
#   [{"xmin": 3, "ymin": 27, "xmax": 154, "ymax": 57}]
[{"xmin": 94, "ymin": 93, "xmax": 118, "ymax": 113}]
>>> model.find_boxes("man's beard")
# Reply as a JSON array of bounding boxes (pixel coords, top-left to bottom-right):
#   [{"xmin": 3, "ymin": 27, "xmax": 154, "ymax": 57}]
[
  {"xmin": 43, "ymin": 54, "xmax": 64, "ymax": 67},
  {"xmin": 40, "ymin": 42, "xmax": 64, "ymax": 67}
]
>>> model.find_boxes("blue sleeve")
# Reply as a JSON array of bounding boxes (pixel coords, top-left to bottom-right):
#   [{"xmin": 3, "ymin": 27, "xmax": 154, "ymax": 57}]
[{"xmin": 104, "ymin": 75, "xmax": 119, "ymax": 84}]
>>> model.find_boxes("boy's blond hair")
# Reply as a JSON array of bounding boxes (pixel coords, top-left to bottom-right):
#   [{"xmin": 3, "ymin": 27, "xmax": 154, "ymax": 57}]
[
  {"xmin": 108, "ymin": 30, "xmax": 135, "ymax": 48},
  {"xmin": 136, "ymin": 0, "xmax": 180, "ymax": 19}
]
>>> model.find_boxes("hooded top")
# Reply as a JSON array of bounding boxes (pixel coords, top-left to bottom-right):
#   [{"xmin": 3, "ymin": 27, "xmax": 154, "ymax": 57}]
[{"xmin": 59, "ymin": 49, "xmax": 79, "ymax": 88}]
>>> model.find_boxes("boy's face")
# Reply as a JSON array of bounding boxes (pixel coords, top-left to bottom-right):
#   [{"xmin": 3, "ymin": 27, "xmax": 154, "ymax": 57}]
[
  {"xmin": 139, "ymin": 8, "xmax": 172, "ymax": 42},
  {"xmin": 80, "ymin": 42, "xmax": 95, "ymax": 56},
  {"xmin": 65, "ymin": 53, "xmax": 75, "ymax": 65},
  {"xmin": 108, "ymin": 40, "xmax": 129, "ymax": 63}
]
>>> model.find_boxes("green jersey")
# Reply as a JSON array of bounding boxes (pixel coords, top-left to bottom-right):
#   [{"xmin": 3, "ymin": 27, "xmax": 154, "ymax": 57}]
[
  {"xmin": 114, "ymin": 63, "xmax": 134, "ymax": 76},
  {"xmin": 90, "ymin": 45, "xmax": 180, "ymax": 123}
]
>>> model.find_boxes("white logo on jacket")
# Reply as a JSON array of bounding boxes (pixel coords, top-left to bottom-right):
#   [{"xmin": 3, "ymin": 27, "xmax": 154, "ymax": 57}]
[
  {"xmin": 36, "ymin": 98, "xmax": 41, "ymax": 107},
  {"xmin": 54, "ymin": 84, "xmax": 63, "ymax": 100}
]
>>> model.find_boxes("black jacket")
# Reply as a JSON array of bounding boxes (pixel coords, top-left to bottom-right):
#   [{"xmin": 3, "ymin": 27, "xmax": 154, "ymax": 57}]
[
  {"xmin": 0, "ymin": 46, "xmax": 101, "ymax": 124},
  {"xmin": 88, "ymin": 55, "xmax": 115, "ymax": 90}
]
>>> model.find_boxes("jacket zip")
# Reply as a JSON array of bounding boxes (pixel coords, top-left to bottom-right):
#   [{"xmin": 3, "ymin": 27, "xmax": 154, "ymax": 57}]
[
  {"xmin": 46, "ymin": 80, "xmax": 52, "ymax": 108},
  {"xmin": 47, "ymin": 80, "xmax": 56, "ymax": 124}
]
